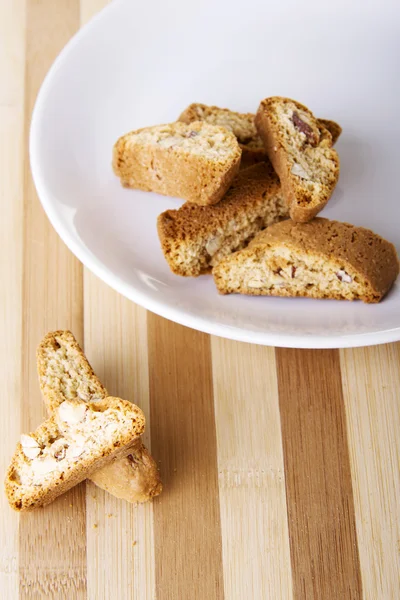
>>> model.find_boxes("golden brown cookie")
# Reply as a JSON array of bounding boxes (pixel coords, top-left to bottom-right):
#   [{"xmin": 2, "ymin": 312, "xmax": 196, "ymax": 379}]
[
  {"xmin": 213, "ymin": 218, "xmax": 399, "ymax": 303},
  {"xmin": 113, "ymin": 121, "xmax": 241, "ymax": 205},
  {"xmin": 5, "ymin": 397, "xmax": 145, "ymax": 511},
  {"xmin": 37, "ymin": 331, "xmax": 162, "ymax": 503},
  {"xmin": 157, "ymin": 162, "xmax": 288, "ymax": 276},
  {"xmin": 255, "ymin": 97, "xmax": 340, "ymax": 222},
  {"xmin": 178, "ymin": 102, "xmax": 342, "ymax": 169}
]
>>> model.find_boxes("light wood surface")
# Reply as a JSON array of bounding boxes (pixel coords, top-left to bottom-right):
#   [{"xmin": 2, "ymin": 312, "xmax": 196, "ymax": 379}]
[{"xmin": 0, "ymin": 2, "xmax": 399, "ymax": 598}]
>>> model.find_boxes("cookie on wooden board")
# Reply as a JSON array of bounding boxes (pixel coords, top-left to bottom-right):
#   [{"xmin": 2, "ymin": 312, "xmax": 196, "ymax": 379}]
[
  {"xmin": 5, "ymin": 397, "xmax": 145, "ymax": 511},
  {"xmin": 36, "ymin": 330, "xmax": 162, "ymax": 504}
]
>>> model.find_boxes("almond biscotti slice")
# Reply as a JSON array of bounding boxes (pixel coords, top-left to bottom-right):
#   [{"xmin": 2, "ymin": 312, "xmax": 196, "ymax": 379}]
[
  {"xmin": 37, "ymin": 331, "xmax": 162, "ymax": 503},
  {"xmin": 178, "ymin": 103, "xmax": 342, "ymax": 169},
  {"xmin": 5, "ymin": 397, "xmax": 145, "ymax": 511},
  {"xmin": 213, "ymin": 218, "xmax": 399, "ymax": 303},
  {"xmin": 178, "ymin": 103, "xmax": 267, "ymax": 168},
  {"xmin": 255, "ymin": 97, "xmax": 340, "ymax": 223},
  {"xmin": 157, "ymin": 162, "xmax": 288, "ymax": 277},
  {"xmin": 113, "ymin": 121, "xmax": 241, "ymax": 206}
]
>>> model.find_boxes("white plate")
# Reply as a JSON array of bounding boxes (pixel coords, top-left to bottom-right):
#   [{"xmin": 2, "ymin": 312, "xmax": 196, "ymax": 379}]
[{"xmin": 30, "ymin": 0, "xmax": 400, "ymax": 348}]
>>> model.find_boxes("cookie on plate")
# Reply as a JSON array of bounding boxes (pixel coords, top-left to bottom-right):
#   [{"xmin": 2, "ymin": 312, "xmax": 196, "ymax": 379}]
[
  {"xmin": 113, "ymin": 121, "xmax": 241, "ymax": 205},
  {"xmin": 318, "ymin": 118, "xmax": 342, "ymax": 145},
  {"xmin": 255, "ymin": 97, "xmax": 340, "ymax": 222},
  {"xmin": 213, "ymin": 218, "xmax": 399, "ymax": 303},
  {"xmin": 178, "ymin": 102, "xmax": 342, "ymax": 169},
  {"xmin": 178, "ymin": 103, "xmax": 267, "ymax": 168},
  {"xmin": 157, "ymin": 162, "xmax": 288, "ymax": 276}
]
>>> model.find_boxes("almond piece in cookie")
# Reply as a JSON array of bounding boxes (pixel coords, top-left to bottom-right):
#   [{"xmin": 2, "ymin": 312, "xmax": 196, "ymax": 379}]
[
  {"xmin": 213, "ymin": 218, "xmax": 399, "ymax": 303},
  {"xmin": 5, "ymin": 397, "xmax": 145, "ymax": 511},
  {"xmin": 113, "ymin": 121, "xmax": 241, "ymax": 205},
  {"xmin": 37, "ymin": 331, "xmax": 162, "ymax": 503},
  {"xmin": 255, "ymin": 97, "xmax": 340, "ymax": 222}
]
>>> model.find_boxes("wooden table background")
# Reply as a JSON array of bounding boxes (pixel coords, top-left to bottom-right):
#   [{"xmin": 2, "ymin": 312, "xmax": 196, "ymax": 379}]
[{"xmin": 1, "ymin": 1, "xmax": 400, "ymax": 598}]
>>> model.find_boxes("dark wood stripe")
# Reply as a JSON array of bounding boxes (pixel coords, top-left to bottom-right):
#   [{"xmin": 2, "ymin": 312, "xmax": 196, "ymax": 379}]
[
  {"xmin": 148, "ymin": 316, "xmax": 224, "ymax": 600},
  {"xmin": 276, "ymin": 348, "xmax": 362, "ymax": 600},
  {"xmin": 20, "ymin": 2, "xmax": 86, "ymax": 598}
]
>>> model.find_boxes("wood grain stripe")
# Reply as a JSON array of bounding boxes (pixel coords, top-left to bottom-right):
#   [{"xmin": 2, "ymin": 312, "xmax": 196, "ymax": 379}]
[
  {"xmin": 340, "ymin": 345, "xmax": 400, "ymax": 599},
  {"xmin": 20, "ymin": 1, "xmax": 86, "ymax": 598},
  {"xmin": 276, "ymin": 348, "xmax": 362, "ymax": 600},
  {"xmin": 148, "ymin": 317, "xmax": 224, "ymax": 600},
  {"xmin": 84, "ymin": 272, "xmax": 156, "ymax": 600},
  {"xmin": 0, "ymin": 2, "xmax": 26, "ymax": 596},
  {"xmin": 211, "ymin": 339, "xmax": 293, "ymax": 600},
  {"xmin": 80, "ymin": 1, "xmax": 155, "ymax": 596},
  {"xmin": 80, "ymin": 0, "xmax": 109, "ymax": 24}
]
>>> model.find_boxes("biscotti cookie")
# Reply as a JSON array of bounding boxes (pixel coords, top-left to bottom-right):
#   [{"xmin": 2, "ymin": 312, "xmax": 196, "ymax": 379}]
[
  {"xmin": 37, "ymin": 330, "xmax": 107, "ymax": 412},
  {"xmin": 178, "ymin": 103, "xmax": 267, "ymax": 168},
  {"xmin": 213, "ymin": 218, "xmax": 399, "ymax": 303},
  {"xmin": 113, "ymin": 121, "xmax": 241, "ymax": 205},
  {"xmin": 318, "ymin": 119, "xmax": 342, "ymax": 145},
  {"xmin": 157, "ymin": 162, "xmax": 288, "ymax": 277},
  {"xmin": 178, "ymin": 103, "xmax": 342, "ymax": 169},
  {"xmin": 255, "ymin": 97, "xmax": 340, "ymax": 222},
  {"xmin": 37, "ymin": 331, "xmax": 162, "ymax": 503},
  {"xmin": 5, "ymin": 397, "xmax": 145, "ymax": 511}
]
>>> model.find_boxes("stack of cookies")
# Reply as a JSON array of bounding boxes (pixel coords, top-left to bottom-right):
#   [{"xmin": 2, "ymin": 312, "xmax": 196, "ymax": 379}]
[
  {"xmin": 113, "ymin": 97, "xmax": 399, "ymax": 303},
  {"xmin": 5, "ymin": 331, "xmax": 162, "ymax": 511}
]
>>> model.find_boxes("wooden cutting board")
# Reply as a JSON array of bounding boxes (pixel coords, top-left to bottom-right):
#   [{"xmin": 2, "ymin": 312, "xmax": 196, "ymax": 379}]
[{"xmin": 1, "ymin": 2, "xmax": 399, "ymax": 598}]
